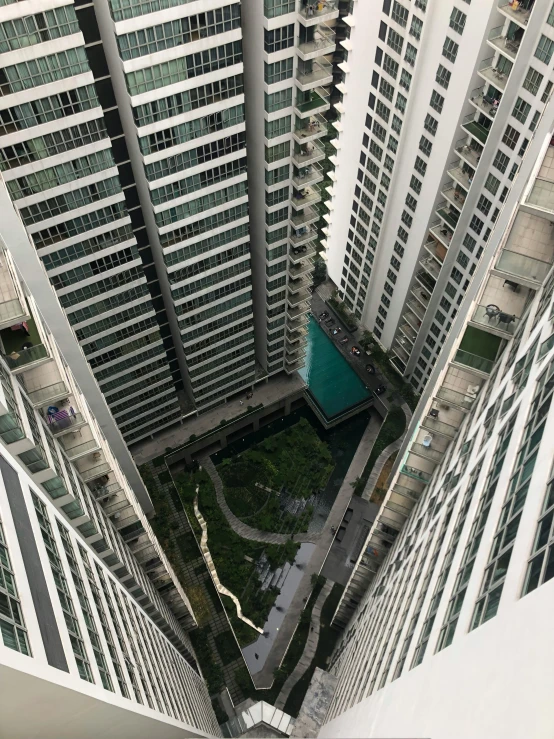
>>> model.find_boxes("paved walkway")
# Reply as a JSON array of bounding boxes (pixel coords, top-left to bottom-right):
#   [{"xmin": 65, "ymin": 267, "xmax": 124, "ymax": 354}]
[
  {"xmin": 198, "ymin": 456, "xmax": 319, "ymax": 545},
  {"xmin": 362, "ymin": 402, "xmax": 413, "ymax": 502},
  {"xmin": 251, "ymin": 413, "xmax": 382, "ymax": 688},
  {"xmin": 275, "ymin": 580, "xmax": 333, "ymax": 710},
  {"xmin": 131, "ymin": 372, "xmax": 306, "ymax": 465}
]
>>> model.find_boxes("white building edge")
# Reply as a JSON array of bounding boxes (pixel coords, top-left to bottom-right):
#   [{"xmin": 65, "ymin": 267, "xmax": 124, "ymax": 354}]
[
  {"xmin": 0, "ymin": 194, "xmax": 218, "ymax": 737},
  {"xmin": 318, "ymin": 124, "xmax": 554, "ymax": 739}
]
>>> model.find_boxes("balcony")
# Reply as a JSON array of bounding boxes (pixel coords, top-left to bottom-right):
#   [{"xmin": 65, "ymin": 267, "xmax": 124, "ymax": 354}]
[
  {"xmin": 461, "ymin": 114, "xmax": 490, "ymax": 145},
  {"xmin": 292, "ymin": 161, "xmax": 324, "ymax": 188},
  {"xmin": 290, "ymin": 224, "xmax": 317, "ymax": 247},
  {"xmin": 79, "ymin": 461, "xmax": 111, "ymax": 483},
  {"xmin": 424, "ymin": 237, "xmax": 447, "ymax": 265},
  {"xmin": 448, "ymin": 162, "xmax": 474, "ymax": 190},
  {"xmin": 90, "ymin": 481, "xmax": 123, "ymax": 503},
  {"xmin": 287, "ymin": 300, "xmax": 311, "ymax": 320},
  {"xmin": 409, "ymin": 442, "xmax": 445, "ymax": 464},
  {"xmin": 435, "ymin": 385, "xmax": 476, "ymax": 411},
  {"xmin": 526, "ymin": 177, "xmax": 554, "ymax": 215},
  {"xmin": 294, "ymin": 87, "xmax": 331, "ymax": 118},
  {"xmin": 289, "ymin": 242, "xmax": 317, "ymax": 263},
  {"xmin": 477, "ymin": 56, "xmax": 510, "ymax": 91},
  {"xmin": 414, "ymin": 269, "xmax": 436, "ymax": 295},
  {"xmin": 407, "ymin": 299, "xmax": 426, "ymax": 323},
  {"xmin": 454, "ymin": 138, "xmax": 482, "ymax": 169},
  {"xmin": 294, "ymin": 113, "xmax": 328, "ymax": 143},
  {"xmin": 400, "ymin": 465, "xmax": 431, "ymax": 484},
  {"xmin": 498, "ymin": 1, "xmax": 534, "ymax": 28},
  {"xmin": 411, "ymin": 285, "xmax": 431, "ymax": 310},
  {"xmin": 494, "ymin": 249, "xmax": 552, "ymax": 288},
  {"xmin": 47, "ymin": 411, "xmax": 86, "ymax": 436},
  {"xmin": 399, "ymin": 322, "xmax": 417, "ymax": 343},
  {"xmin": 393, "ymin": 339, "xmax": 410, "ymax": 363},
  {"xmin": 285, "ymin": 358, "xmax": 304, "ymax": 374},
  {"xmin": 291, "ymin": 206, "xmax": 320, "ymax": 228},
  {"xmin": 420, "ymin": 416, "xmax": 458, "ymax": 439},
  {"xmin": 62, "ymin": 438, "xmax": 101, "ymax": 461},
  {"xmin": 296, "ymin": 58, "xmax": 333, "ymax": 91},
  {"xmin": 404, "ymin": 309, "xmax": 422, "ymax": 335},
  {"xmin": 297, "ymin": 25, "xmax": 336, "ymax": 60},
  {"xmin": 298, "ymin": 0, "xmax": 339, "ymax": 25},
  {"xmin": 3, "ymin": 343, "xmax": 50, "ymax": 373},
  {"xmin": 287, "ymin": 315, "xmax": 309, "ymax": 332},
  {"xmin": 429, "ymin": 223, "xmax": 453, "ymax": 249},
  {"xmin": 291, "ymin": 184, "xmax": 322, "ymax": 211},
  {"xmin": 436, "ymin": 200, "xmax": 460, "ymax": 231},
  {"xmin": 442, "ymin": 181, "xmax": 467, "ymax": 210},
  {"xmin": 469, "ymin": 85, "xmax": 502, "ymax": 121},
  {"xmin": 292, "ymin": 139, "xmax": 326, "ymax": 167},
  {"xmin": 419, "ymin": 256, "xmax": 441, "ymax": 281},
  {"xmin": 470, "ymin": 303, "xmax": 520, "ymax": 338},
  {"xmin": 0, "ymin": 253, "xmax": 30, "ymax": 331},
  {"xmin": 26, "ymin": 381, "xmax": 68, "ymax": 408},
  {"xmin": 0, "ymin": 318, "xmax": 51, "ymax": 373},
  {"xmin": 390, "ymin": 354, "xmax": 407, "ymax": 376},
  {"xmin": 487, "ymin": 25, "xmax": 522, "ymax": 60},
  {"xmin": 289, "ymin": 259, "xmax": 314, "ymax": 278},
  {"xmin": 287, "ymin": 289, "xmax": 311, "ymax": 307},
  {"xmin": 288, "ymin": 275, "xmax": 311, "ymax": 294}
]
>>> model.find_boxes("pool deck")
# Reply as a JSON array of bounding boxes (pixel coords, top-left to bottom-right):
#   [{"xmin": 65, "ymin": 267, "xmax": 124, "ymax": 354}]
[{"xmin": 311, "ymin": 291, "xmax": 391, "ymax": 414}]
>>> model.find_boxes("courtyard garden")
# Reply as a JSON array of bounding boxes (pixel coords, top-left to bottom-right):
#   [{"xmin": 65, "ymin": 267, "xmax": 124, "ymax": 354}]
[{"xmin": 217, "ymin": 418, "xmax": 334, "ymax": 534}]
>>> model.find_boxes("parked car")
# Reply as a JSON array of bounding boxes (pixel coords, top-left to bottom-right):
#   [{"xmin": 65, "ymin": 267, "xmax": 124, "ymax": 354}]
[
  {"xmin": 319, "ymin": 311, "xmax": 329, "ymax": 319},
  {"xmin": 375, "ymin": 384, "xmax": 387, "ymax": 395},
  {"xmin": 331, "ymin": 327, "xmax": 342, "ymax": 335},
  {"xmin": 365, "ymin": 363, "xmax": 376, "ymax": 374},
  {"xmin": 351, "ymin": 346, "xmax": 361, "ymax": 356}
]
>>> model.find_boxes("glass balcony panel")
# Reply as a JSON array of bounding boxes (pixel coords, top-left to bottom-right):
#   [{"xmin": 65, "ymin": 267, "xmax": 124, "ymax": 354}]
[
  {"xmin": 4, "ymin": 343, "xmax": 49, "ymax": 370},
  {"xmin": 436, "ymin": 386, "xmax": 476, "ymax": 410},
  {"xmin": 401, "ymin": 465, "xmax": 431, "ymax": 483},
  {"xmin": 420, "ymin": 417, "xmax": 458, "ymax": 438},
  {"xmin": 294, "ymin": 87, "xmax": 331, "ymax": 115},
  {"xmin": 453, "ymin": 349, "xmax": 494, "ymax": 374},
  {"xmin": 471, "ymin": 304, "xmax": 519, "ymax": 336},
  {"xmin": 298, "ymin": 26, "xmax": 336, "ymax": 56},
  {"xmin": 526, "ymin": 178, "xmax": 554, "ymax": 214}
]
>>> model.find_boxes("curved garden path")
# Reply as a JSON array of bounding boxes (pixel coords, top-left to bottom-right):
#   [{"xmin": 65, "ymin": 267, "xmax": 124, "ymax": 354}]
[
  {"xmin": 361, "ymin": 402, "xmax": 413, "ymax": 502},
  {"xmin": 274, "ymin": 579, "xmax": 333, "ymax": 709},
  {"xmin": 198, "ymin": 456, "xmax": 319, "ymax": 545}
]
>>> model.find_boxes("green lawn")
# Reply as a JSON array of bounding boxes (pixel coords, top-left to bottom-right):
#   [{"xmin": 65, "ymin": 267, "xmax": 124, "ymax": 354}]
[
  {"xmin": 218, "ymin": 419, "xmax": 333, "ymax": 533},
  {"xmin": 459, "ymin": 326, "xmax": 501, "ymax": 360}
]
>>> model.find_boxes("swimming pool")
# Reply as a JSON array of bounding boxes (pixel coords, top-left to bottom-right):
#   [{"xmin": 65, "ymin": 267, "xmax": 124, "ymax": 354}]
[{"xmin": 299, "ymin": 316, "xmax": 372, "ymax": 419}]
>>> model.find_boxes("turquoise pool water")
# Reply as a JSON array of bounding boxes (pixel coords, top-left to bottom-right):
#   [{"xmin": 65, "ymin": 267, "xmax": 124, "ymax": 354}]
[{"xmin": 299, "ymin": 316, "xmax": 372, "ymax": 419}]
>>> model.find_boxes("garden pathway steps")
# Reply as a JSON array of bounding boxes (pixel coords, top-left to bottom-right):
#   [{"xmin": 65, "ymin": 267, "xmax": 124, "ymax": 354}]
[
  {"xmin": 362, "ymin": 402, "xmax": 413, "ymax": 502},
  {"xmin": 274, "ymin": 579, "xmax": 333, "ymax": 710},
  {"xmin": 198, "ymin": 456, "xmax": 319, "ymax": 545}
]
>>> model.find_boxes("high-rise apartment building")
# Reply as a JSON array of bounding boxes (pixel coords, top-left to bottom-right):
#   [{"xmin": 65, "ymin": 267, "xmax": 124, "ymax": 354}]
[
  {"xmin": 0, "ymin": 0, "xmax": 334, "ymax": 446},
  {"xmin": 318, "ymin": 125, "xmax": 554, "ymax": 738},
  {"xmin": 324, "ymin": 0, "xmax": 553, "ymax": 394},
  {"xmin": 0, "ymin": 215, "xmax": 218, "ymax": 737}
]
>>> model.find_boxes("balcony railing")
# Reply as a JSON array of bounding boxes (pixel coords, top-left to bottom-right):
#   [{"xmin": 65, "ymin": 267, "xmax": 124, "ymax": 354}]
[
  {"xmin": 455, "ymin": 137, "xmax": 482, "ymax": 168},
  {"xmin": 488, "ymin": 25, "xmax": 521, "ymax": 59},
  {"xmin": 471, "ymin": 303, "xmax": 519, "ymax": 336},
  {"xmin": 27, "ymin": 381, "xmax": 68, "ymax": 407},
  {"xmin": 0, "ymin": 412, "xmax": 25, "ymax": 445},
  {"xmin": 498, "ymin": 1, "xmax": 533, "ymax": 28},
  {"xmin": 4, "ymin": 343, "xmax": 49, "ymax": 370},
  {"xmin": 80, "ymin": 462, "xmax": 111, "ymax": 482},
  {"xmin": 294, "ymin": 87, "xmax": 331, "ymax": 115},
  {"xmin": 435, "ymin": 386, "xmax": 476, "ymax": 410},
  {"xmin": 410, "ymin": 443, "xmax": 445, "ymax": 463},
  {"xmin": 292, "ymin": 139, "xmax": 325, "ymax": 167},
  {"xmin": 461, "ymin": 113, "xmax": 490, "ymax": 144},
  {"xmin": 298, "ymin": 0, "xmax": 339, "ymax": 21},
  {"xmin": 48, "ymin": 411, "xmax": 85, "ymax": 435},
  {"xmin": 436, "ymin": 200, "xmax": 460, "ymax": 230},
  {"xmin": 527, "ymin": 178, "xmax": 554, "ymax": 214},
  {"xmin": 453, "ymin": 349, "xmax": 494, "ymax": 374},
  {"xmin": 494, "ymin": 249, "xmax": 552, "ymax": 286},
  {"xmin": 292, "ymin": 161, "xmax": 324, "ymax": 188},
  {"xmin": 420, "ymin": 256, "xmax": 441, "ymax": 281},
  {"xmin": 415, "ymin": 269, "xmax": 436, "ymax": 294},
  {"xmin": 296, "ymin": 58, "xmax": 333, "ymax": 87},
  {"xmin": 400, "ymin": 465, "xmax": 431, "ymax": 483},
  {"xmin": 420, "ymin": 416, "xmax": 458, "ymax": 439},
  {"xmin": 478, "ymin": 55, "xmax": 510, "ymax": 91},
  {"xmin": 291, "ymin": 206, "xmax": 319, "ymax": 228},
  {"xmin": 469, "ymin": 85, "xmax": 501, "ymax": 119},
  {"xmin": 294, "ymin": 113, "xmax": 327, "ymax": 141},
  {"xmin": 288, "ymin": 289, "xmax": 311, "ymax": 307},
  {"xmin": 297, "ymin": 26, "xmax": 336, "ymax": 56},
  {"xmin": 63, "ymin": 438, "xmax": 101, "ymax": 460},
  {"xmin": 0, "ymin": 298, "xmax": 27, "ymax": 327}
]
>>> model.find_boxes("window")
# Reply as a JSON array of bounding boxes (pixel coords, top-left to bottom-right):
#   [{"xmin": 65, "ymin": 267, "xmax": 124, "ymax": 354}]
[
  {"xmin": 424, "ymin": 114, "xmax": 438, "ymax": 136},
  {"xmin": 396, "ymin": 92, "xmax": 407, "ymax": 113},
  {"xmin": 392, "ymin": 114, "xmax": 403, "ymax": 134},
  {"xmin": 436, "ymin": 64, "xmax": 451, "ymax": 89},
  {"xmin": 451, "ymin": 267, "xmax": 463, "ymax": 284},
  {"xmin": 264, "ymin": 57, "xmax": 293, "ymax": 84},
  {"xmin": 512, "ymin": 97, "xmax": 531, "ymax": 124},
  {"xmin": 405, "ymin": 43, "xmax": 417, "ymax": 66},
  {"xmin": 388, "ymin": 28, "xmax": 404, "ymax": 54},
  {"xmin": 469, "ymin": 214, "xmax": 484, "ymax": 235},
  {"xmin": 265, "ymin": 115, "xmax": 290, "ymax": 139},
  {"xmin": 529, "ymin": 111, "xmax": 540, "ymax": 132},
  {"xmin": 493, "ymin": 150, "xmax": 510, "ymax": 174},
  {"xmin": 442, "ymin": 37, "xmax": 459, "ymax": 63},
  {"xmin": 414, "ymin": 156, "xmax": 427, "ymax": 176},
  {"xmin": 264, "ymin": 88, "xmax": 292, "ymax": 113},
  {"xmin": 383, "ymin": 54, "xmax": 399, "ymax": 80},
  {"xmin": 484, "ymin": 173, "xmax": 500, "ymax": 196},
  {"xmin": 392, "ymin": 1, "xmax": 408, "ymax": 27},
  {"xmin": 264, "ymin": 0, "xmax": 295, "ymax": 18},
  {"xmin": 400, "ymin": 69, "xmax": 412, "ymax": 90},
  {"xmin": 369, "ymin": 140, "xmax": 383, "ymax": 161},
  {"xmin": 381, "ymin": 173, "xmax": 391, "ymax": 190},
  {"xmin": 523, "ymin": 67, "xmax": 543, "ymax": 96},
  {"xmin": 410, "ymin": 175, "xmax": 422, "ymax": 194},
  {"xmin": 419, "ymin": 135, "xmax": 432, "ymax": 156},
  {"xmin": 264, "ymin": 24, "xmax": 293, "ymax": 52},
  {"xmin": 388, "ymin": 135, "xmax": 398, "ymax": 153},
  {"xmin": 384, "ymin": 154, "xmax": 395, "ymax": 172},
  {"xmin": 373, "ymin": 120, "xmax": 387, "ymax": 142},
  {"xmin": 391, "ymin": 256, "xmax": 401, "ymax": 270},
  {"xmin": 449, "ymin": 7, "xmax": 466, "ymax": 34},
  {"xmin": 117, "ymin": 6, "xmax": 242, "ymax": 60},
  {"xmin": 476, "ymin": 194, "xmax": 492, "ymax": 216},
  {"xmin": 0, "ymin": 520, "xmax": 30, "ymax": 656},
  {"xmin": 0, "ymin": 6, "xmax": 79, "ymax": 53},
  {"xmin": 535, "ymin": 34, "xmax": 554, "ymax": 65},
  {"xmin": 502, "ymin": 124, "xmax": 520, "ymax": 150},
  {"xmin": 401, "ymin": 210, "xmax": 413, "ymax": 228},
  {"xmin": 380, "ymin": 77, "xmax": 394, "ymax": 101},
  {"xmin": 394, "ymin": 242, "xmax": 405, "ymax": 257},
  {"xmin": 415, "ymin": 0, "xmax": 427, "ymax": 9},
  {"xmin": 430, "ymin": 90, "xmax": 444, "ymax": 113},
  {"xmin": 406, "ymin": 193, "xmax": 417, "ymax": 211},
  {"xmin": 541, "ymin": 80, "xmax": 553, "ymax": 103},
  {"xmin": 0, "ymin": 48, "xmax": 90, "ymax": 96},
  {"xmin": 548, "ymin": 3, "xmax": 554, "ymax": 26},
  {"xmin": 410, "ymin": 15, "xmax": 423, "ymax": 40},
  {"xmin": 398, "ymin": 225, "xmax": 409, "ymax": 243},
  {"xmin": 376, "ymin": 100, "xmax": 390, "ymax": 123}
]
